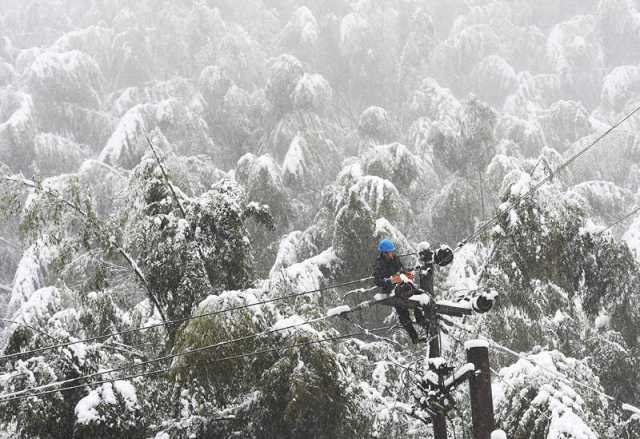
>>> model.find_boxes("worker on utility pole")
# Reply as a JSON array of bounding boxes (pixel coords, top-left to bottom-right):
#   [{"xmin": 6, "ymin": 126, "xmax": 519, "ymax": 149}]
[{"xmin": 373, "ymin": 239, "xmax": 426, "ymax": 344}]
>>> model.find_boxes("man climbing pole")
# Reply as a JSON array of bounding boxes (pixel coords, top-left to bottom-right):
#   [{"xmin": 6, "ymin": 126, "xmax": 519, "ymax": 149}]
[{"xmin": 373, "ymin": 239, "xmax": 426, "ymax": 344}]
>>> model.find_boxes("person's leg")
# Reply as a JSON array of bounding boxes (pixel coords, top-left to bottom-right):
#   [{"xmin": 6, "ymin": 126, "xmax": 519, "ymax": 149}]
[
  {"xmin": 414, "ymin": 307, "xmax": 425, "ymax": 326},
  {"xmin": 395, "ymin": 305, "xmax": 418, "ymax": 343}
]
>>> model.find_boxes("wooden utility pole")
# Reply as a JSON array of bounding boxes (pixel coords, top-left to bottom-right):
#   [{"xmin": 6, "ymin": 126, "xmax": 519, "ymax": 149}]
[
  {"xmin": 420, "ymin": 252, "xmax": 447, "ymax": 439},
  {"xmin": 466, "ymin": 340, "xmax": 495, "ymax": 439}
]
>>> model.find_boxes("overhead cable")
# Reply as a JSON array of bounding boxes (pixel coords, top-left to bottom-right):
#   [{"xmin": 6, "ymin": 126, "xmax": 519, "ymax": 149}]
[
  {"xmin": 0, "ymin": 277, "xmax": 374, "ymax": 362},
  {"xmin": 0, "ymin": 325, "xmax": 393, "ymax": 403},
  {"xmin": 0, "ymin": 296, "xmax": 387, "ymax": 401},
  {"xmin": 455, "ymin": 103, "xmax": 640, "ymax": 250}
]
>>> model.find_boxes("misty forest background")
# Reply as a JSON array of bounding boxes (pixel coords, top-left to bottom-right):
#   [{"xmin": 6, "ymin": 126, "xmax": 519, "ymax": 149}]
[{"xmin": 1, "ymin": 0, "xmax": 640, "ymax": 438}]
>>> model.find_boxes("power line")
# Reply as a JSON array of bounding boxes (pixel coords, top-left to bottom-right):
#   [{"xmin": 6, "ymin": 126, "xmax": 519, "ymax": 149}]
[
  {"xmin": 0, "ymin": 277, "xmax": 374, "ymax": 362},
  {"xmin": 446, "ymin": 319, "xmax": 640, "ymax": 417},
  {"xmin": 598, "ymin": 206, "xmax": 640, "ymax": 235},
  {"xmin": 0, "ymin": 296, "xmax": 388, "ymax": 401},
  {"xmin": 455, "ymin": 102, "xmax": 640, "ymax": 251},
  {"xmin": 0, "ymin": 325, "xmax": 394, "ymax": 404}
]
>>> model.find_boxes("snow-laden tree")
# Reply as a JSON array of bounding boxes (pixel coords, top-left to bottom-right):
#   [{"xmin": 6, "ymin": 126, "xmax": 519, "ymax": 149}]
[
  {"xmin": 109, "ymin": 27, "xmax": 154, "ymax": 88},
  {"xmin": 32, "ymin": 133, "xmax": 87, "ymax": 177},
  {"xmin": 547, "ymin": 15, "xmax": 604, "ymax": 108},
  {"xmin": 585, "ymin": 329, "xmax": 640, "ymax": 406},
  {"xmin": 504, "ymin": 72, "xmax": 564, "ymax": 118},
  {"xmin": 0, "ymin": 61, "xmax": 16, "ymax": 87},
  {"xmin": 598, "ymin": 65, "xmax": 640, "ymax": 115},
  {"xmin": 0, "ymin": 286, "xmax": 117, "ymax": 439},
  {"xmin": 99, "ymin": 101, "xmax": 215, "ymax": 169},
  {"xmin": 495, "ymin": 114, "xmax": 546, "ymax": 158},
  {"xmin": 265, "ymin": 54, "xmax": 304, "ymax": 117},
  {"xmin": 494, "ymin": 350, "xmax": 613, "ymax": 438},
  {"xmin": 406, "ymin": 77, "xmax": 460, "ymax": 127},
  {"xmin": 449, "ymin": 24, "xmax": 502, "ymax": 76},
  {"xmin": 597, "ymin": 0, "xmax": 640, "ymax": 66},
  {"xmin": 572, "ymin": 180, "xmax": 637, "ymax": 226},
  {"xmin": 282, "ymin": 131, "xmax": 341, "ymax": 196},
  {"xmin": 235, "ymin": 153, "xmax": 288, "ymax": 225},
  {"xmin": 536, "ymin": 100, "xmax": 593, "ymax": 153},
  {"xmin": 361, "ymin": 142, "xmax": 420, "ymax": 193},
  {"xmin": 26, "ymin": 50, "xmax": 103, "ymax": 109},
  {"xmin": 469, "ymin": 55, "xmax": 519, "ymax": 107},
  {"xmin": 168, "ymin": 290, "xmax": 369, "ymax": 438},
  {"xmin": 124, "ymin": 160, "xmax": 268, "ymax": 328},
  {"xmin": 623, "ymin": 215, "xmax": 640, "ymax": 261},
  {"xmin": 72, "ymin": 380, "xmax": 144, "ymax": 439},
  {"xmin": 0, "ymin": 90, "xmax": 36, "ymax": 174},
  {"xmin": 565, "ymin": 129, "xmax": 640, "ymax": 186},
  {"xmin": 332, "ymin": 190, "xmax": 377, "ymax": 279},
  {"xmin": 292, "ymin": 72, "xmax": 333, "ymax": 115},
  {"xmin": 481, "ymin": 167, "xmax": 640, "ymax": 353},
  {"xmin": 502, "ymin": 24, "xmax": 548, "ymax": 74},
  {"xmin": 357, "ymin": 106, "xmax": 396, "ymax": 146},
  {"xmin": 431, "ymin": 97, "xmax": 497, "ymax": 181},
  {"xmin": 269, "ymin": 230, "xmax": 320, "ymax": 277},
  {"xmin": 277, "ymin": 6, "xmax": 320, "ymax": 61},
  {"xmin": 430, "ymin": 175, "xmax": 483, "ymax": 246}
]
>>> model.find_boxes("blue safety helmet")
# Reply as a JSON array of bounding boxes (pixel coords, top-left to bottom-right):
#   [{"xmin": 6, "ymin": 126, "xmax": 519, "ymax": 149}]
[{"xmin": 378, "ymin": 239, "xmax": 395, "ymax": 252}]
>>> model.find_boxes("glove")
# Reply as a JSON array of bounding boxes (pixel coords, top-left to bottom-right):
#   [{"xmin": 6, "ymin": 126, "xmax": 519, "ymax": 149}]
[
  {"xmin": 434, "ymin": 246, "xmax": 454, "ymax": 266},
  {"xmin": 384, "ymin": 278, "xmax": 393, "ymax": 289}
]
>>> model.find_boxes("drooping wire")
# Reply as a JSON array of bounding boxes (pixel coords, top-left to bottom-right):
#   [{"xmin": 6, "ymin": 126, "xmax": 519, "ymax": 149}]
[
  {"xmin": 598, "ymin": 205, "xmax": 640, "ymax": 235},
  {"xmin": 0, "ymin": 325, "xmax": 394, "ymax": 404},
  {"xmin": 455, "ymin": 102, "xmax": 640, "ymax": 251},
  {"xmin": 0, "ymin": 296, "xmax": 389, "ymax": 401},
  {"xmin": 0, "ymin": 276, "xmax": 374, "ymax": 362},
  {"xmin": 445, "ymin": 318, "xmax": 640, "ymax": 417}
]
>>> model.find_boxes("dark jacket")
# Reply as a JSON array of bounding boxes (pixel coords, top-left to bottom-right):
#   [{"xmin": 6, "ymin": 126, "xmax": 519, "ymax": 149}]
[{"xmin": 373, "ymin": 253, "xmax": 404, "ymax": 292}]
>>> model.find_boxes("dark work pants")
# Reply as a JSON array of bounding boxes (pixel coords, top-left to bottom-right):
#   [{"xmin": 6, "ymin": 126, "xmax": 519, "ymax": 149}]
[{"xmin": 395, "ymin": 305, "xmax": 425, "ymax": 341}]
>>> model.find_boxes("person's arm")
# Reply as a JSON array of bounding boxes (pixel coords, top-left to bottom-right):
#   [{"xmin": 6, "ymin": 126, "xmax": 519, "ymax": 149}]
[
  {"xmin": 394, "ymin": 256, "xmax": 404, "ymax": 274},
  {"xmin": 373, "ymin": 257, "xmax": 388, "ymax": 288}
]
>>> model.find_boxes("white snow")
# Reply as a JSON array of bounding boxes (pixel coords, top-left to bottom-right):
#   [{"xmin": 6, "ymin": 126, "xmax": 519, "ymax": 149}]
[
  {"xmin": 11, "ymin": 286, "xmax": 62, "ymax": 325},
  {"xmin": 75, "ymin": 381, "xmax": 138, "ymax": 425},
  {"xmin": 282, "ymin": 135, "xmax": 306, "ymax": 179},
  {"xmin": 292, "ymin": 7, "xmax": 319, "ymax": 45},
  {"xmin": 409, "ymin": 294, "xmax": 431, "ymax": 306},
  {"xmin": 464, "ymin": 339, "xmax": 489, "ymax": 350},
  {"xmin": 98, "ymin": 104, "xmax": 149, "ymax": 165},
  {"xmin": 446, "ymin": 363, "xmax": 475, "ymax": 388},
  {"xmin": 372, "ymin": 361, "xmax": 389, "ymax": 390},
  {"xmin": 622, "ymin": 403, "xmax": 640, "ymax": 417},
  {"xmin": 326, "ymin": 305, "xmax": 351, "ymax": 317},
  {"xmin": 623, "ymin": 214, "xmax": 640, "ymax": 262},
  {"xmin": 197, "ymin": 288, "xmax": 266, "ymax": 324},
  {"xmin": 491, "ymin": 430, "xmax": 507, "ymax": 439},
  {"xmin": 271, "ymin": 315, "xmax": 316, "ymax": 336},
  {"xmin": 428, "ymin": 357, "xmax": 446, "ymax": 369},
  {"xmin": 113, "ymin": 380, "xmax": 138, "ymax": 410},
  {"xmin": 350, "ymin": 175, "xmax": 403, "ymax": 218},
  {"xmin": 340, "ymin": 13, "xmax": 369, "ymax": 50},
  {"xmin": 547, "ymin": 407, "xmax": 597, "ymax": 439},
  {"xmin": 269, "ymin": 248, "xmax": 339, "ymax": 301},
  {"xmin": 595, "ymin": 314, "xmax": 610, "ymax": 329},
  {"xmin": 444, "ymin": 242, "xmax": 481, "ymax": 294},
  {"xmin": 438, "ymin": 299, "xmax": 472, "ymax": 310},
  {"xmin": 75, "ymin": 388, "xmax": 102, "ymax": 424},
  {"xmin": 293, "ymin": 73, "xmax": 332, "ymax": 111},
  {"xmin": 601, "ymin": 65, "xmax": 640, "ymax": 110}
]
